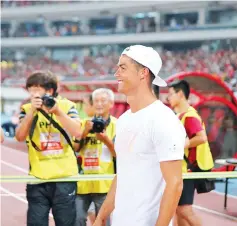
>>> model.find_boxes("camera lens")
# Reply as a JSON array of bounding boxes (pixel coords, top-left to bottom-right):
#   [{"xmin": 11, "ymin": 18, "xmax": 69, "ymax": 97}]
[
  {"xmin": 45, "ymin": 98, "xmax": 55, "ymax": 108},
  {"xmin": 42, "ymin": 94, "xmax": 56, "ymax": 109}
]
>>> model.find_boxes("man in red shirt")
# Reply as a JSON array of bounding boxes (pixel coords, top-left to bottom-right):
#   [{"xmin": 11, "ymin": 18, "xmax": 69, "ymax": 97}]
[{"xmin": 168, "ymin": 80, "xmax": 208, "ymax": 226}]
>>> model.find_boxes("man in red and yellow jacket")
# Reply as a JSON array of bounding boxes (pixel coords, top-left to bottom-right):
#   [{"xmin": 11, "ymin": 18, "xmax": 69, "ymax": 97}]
[{"xmin": 168, "ymin": 80, "xmax": 214, "ymax": 226}]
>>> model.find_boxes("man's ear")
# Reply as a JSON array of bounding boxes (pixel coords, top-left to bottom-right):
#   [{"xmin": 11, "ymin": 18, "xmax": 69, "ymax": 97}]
[
  {"xmin": 109, "ymin": 100, "xmax": 114, "ymax": 110},
  {"xmin": 139, "ymin": 69, "xmax": 145, "ymax": 80},
  {"xmin": 140, "ymin": 67, "xmax": 149, "ymax": 81},
  {"xmin": 178, "ymin": 90, "xmax": 184, "ymax": 99},
  {"xmin": 47, "ymin": 88, "xmax": 54, "ymax": 96}
]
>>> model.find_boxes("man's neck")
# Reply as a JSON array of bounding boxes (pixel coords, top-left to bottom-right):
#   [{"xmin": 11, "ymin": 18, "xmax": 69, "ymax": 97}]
[
  {"xmin": 175, "ymin": 100, "xmax": 190, "ymax": 114},
  {"xmin": 127, "ymin": 88, "xmax": 157, "ymax": 113},
  {"xmin": 99, "ymin": 113, "xmax": 110, "ymax": 120}
]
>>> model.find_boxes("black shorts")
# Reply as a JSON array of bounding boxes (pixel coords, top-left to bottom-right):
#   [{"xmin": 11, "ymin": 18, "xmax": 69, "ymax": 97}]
[{"xmin": 178, "ymin": 179, "xmax": 195, "ymax": 206}]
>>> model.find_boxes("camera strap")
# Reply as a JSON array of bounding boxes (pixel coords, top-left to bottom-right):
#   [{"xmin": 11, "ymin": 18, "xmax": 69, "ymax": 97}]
[
  {"xmin": 94, "ymin": 115, "xmax": 111, "ymax": 127},
  {"xmin": 29, "ymin": 114, "xmax": 41, "ymax": 152},
  {"xmin": 183, "ymin": 155, "xmax": 198, "ymax": 172},
  {"xmin": 29, "ymin": 109, "xmax": 74, "ymax": 152}
]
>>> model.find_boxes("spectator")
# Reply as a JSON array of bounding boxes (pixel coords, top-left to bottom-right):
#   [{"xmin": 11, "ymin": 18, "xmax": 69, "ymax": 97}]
[{"xmin": 1, "ymin": 46, "xmax": 237, "ymax": 92}]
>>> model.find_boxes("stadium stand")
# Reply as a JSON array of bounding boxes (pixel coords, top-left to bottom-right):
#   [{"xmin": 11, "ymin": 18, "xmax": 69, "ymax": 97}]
[{"xmin": 1, "ymin": 46, "xmax": 237, "ymax": 93}]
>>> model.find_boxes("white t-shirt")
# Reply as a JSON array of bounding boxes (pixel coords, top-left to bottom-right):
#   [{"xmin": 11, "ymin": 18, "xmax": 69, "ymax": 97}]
[{"xmin": 112, "ymin": 100, "xmax": 186, "ymax": 226}]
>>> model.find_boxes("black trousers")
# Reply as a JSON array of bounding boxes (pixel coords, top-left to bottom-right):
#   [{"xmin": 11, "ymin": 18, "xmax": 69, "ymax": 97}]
[{"xmin": 26, "ymin": 182, "xmax": 77, "ymax": 226}]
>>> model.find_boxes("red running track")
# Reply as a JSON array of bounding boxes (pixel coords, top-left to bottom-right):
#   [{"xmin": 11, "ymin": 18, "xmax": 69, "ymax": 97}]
[{"xmin": 1, "ymin": 141, "xmax": 237, "ymax": 226}]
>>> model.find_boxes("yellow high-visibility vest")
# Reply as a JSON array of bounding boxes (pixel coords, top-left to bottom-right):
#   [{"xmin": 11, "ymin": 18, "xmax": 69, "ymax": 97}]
[
  {"xmin": 179, "ymin": 106, "xmax": 214, "ymax": 173},
  {"xmin": 77, "ymin": 116, "xmax": 116, "ymax": 194},
  {"xmin": 22, "ymin": 99, "xmax": 79, "ymax": 179}
]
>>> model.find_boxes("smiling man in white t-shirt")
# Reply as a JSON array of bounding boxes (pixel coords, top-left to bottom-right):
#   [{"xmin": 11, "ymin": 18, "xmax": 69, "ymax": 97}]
[{"xmin": 93, "ymin": 45, "xmax": 186, "ymax": 226}]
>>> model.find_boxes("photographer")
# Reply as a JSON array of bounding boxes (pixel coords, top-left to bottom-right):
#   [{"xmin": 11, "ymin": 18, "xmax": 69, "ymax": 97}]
[
  {"xmin": 74, "ymin": 88, "xmax": 116, "ymax": 226},
  {"xmin": 15, "ymin": 71, "xmax": 81, "ymax": 226},
  {"xmin": 82, "ymin": 93, "xmax": 97, "ymax": 225}
]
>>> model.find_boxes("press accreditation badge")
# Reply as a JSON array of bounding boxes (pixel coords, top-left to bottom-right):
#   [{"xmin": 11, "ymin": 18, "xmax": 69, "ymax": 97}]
[
  {"xmin": 40, "ymin": 133, "xmax": 64, "ymax": 156},
  {"xmin": 84, "ymin": 148, "xmax": 100, "ymax": 171}
]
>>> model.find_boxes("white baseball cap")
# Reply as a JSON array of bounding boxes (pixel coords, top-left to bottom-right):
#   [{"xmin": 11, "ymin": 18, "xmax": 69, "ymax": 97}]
[{"xmin": 121, "ymin": 45, "xmax": 167, "ymax": 87}]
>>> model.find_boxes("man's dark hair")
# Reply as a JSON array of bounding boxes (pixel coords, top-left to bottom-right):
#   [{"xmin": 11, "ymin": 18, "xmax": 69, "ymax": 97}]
[
  {"xmin": 132, "ymin": 59, "xmax": 157, "ymax": 93},
  {"xmin": 152, "ymin": 84, "xmax": 159, "ymax": 99},
  {"xmin": 168, "ymin": 80, "xmax": 190, "ymax": 99},
  {"xmin": 84, "ymin": 93, "xmax": 93, "ymax": 105},
  {"xmin": 26, "ymin": 71, "xmax": 58, "ymax": 97},
  {"xmin": 89, "ymin": 94, "xmax": 93, "ymax": 105}
]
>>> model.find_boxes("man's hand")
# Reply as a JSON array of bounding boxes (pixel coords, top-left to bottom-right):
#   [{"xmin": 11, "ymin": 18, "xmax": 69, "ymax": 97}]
[
  {"xmin": 93, "ymin": 176, "xmax": 117, "ymax": 226},
  {"xmin": 80, "ymin": 120, "xmax": 93, "ymax": 139},
  {"xmin": 46, "ymin": 99, "xmax": 61, "ymax": 115},
  {"xmin": 96, "ymin": 131, "xmax": 107, "ymax": 143},
  {"xmin": 85, "ymin": 120, "xmax": 93, "ymax": 133},
  {"xmin": 96, "ymin": 131, "xmax": 116, "ymax": 156},
  {"xmin": 184, "ymin": 137, "xmax": 190, "ymax": 149},
  {"xmin": 93, "ymin": 217, "xmax": 105, "ymax": 226},
  {"xmin": 31, "ymin": 94, "xmax": 43, "ymax": 112}
]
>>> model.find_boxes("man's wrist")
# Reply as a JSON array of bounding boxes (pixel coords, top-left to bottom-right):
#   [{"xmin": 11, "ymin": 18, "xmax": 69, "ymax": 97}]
[
  {"xmin": 96, "ymin": 213, "xmax": 106, "ymax": 222},
  {"xmin": 103, "ymin": 135, "xmax": 110, "ymax": 145},
  {"xmin": 100, "ymin": 133, "xmax": 107, "ymax": 140},
  {"xmin": 82, "ymin": 130, "xmax": 89, "ymax": 138},
  {"xmin": 29, "ymin": 107, "xmax": 37, "ymax": 115},
  {"xmin": 54, "ymin": 107, "xmax": 64, "ymax": 117}
]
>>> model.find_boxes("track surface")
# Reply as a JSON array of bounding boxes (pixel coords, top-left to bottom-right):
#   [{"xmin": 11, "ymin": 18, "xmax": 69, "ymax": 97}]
[{"xmin": 1, "ymin": 140, "xmax": 237, "ymax": 226}]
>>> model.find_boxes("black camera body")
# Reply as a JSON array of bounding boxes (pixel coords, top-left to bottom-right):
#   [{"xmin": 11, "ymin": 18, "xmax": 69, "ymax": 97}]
[
  {"xmin": 41, "ymin": 94, "xmax": 56, "ymax": 109},
  {"xmin": 91, "ymin": 116, "xmax": 106, "ymax": 133}
]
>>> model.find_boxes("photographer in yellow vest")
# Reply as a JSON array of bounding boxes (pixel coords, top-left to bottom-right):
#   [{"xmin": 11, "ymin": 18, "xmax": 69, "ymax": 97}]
[
  {"xmin": 15, "ymin": 71, "xmax": 81, "ymax": 226},
  {"xmin": 74, "ymin": 88, "xmax": 116, "ymax": 226},
  {"xmin": 82, "ymin": 93, "xmax": 97, "ymax": 225},
  {"xmin": 168, "ymin": 80, "xmax": 214, "ymax": 226}
]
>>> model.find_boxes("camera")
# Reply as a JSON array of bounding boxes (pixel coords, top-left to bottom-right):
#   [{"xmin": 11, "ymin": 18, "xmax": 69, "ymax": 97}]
[
  {"xmin": 41, "ymin": 94, "xmax": 56, "ymax": 109},
  {"xmin": 91, "ymin": 116, "xmax": 106, "ymax": 133}
]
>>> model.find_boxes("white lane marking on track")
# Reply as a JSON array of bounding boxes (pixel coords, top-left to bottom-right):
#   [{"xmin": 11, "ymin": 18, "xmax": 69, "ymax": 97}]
[
  {"xmin": 1, "ymin": 160, "xmax": 28, "ymax": 173},
  {"xmin": 0, "ymin": 186, "xmax": 28, "ymax": 204},
  {"xmin": 0, "ymin": 193, "xmax": 25, "ymax": 197},
  {"xmin": 193, "ymin": 205, "xmax": 237, "ymax": 222},
  {"xmin": 0, "ymin": 186, "xmax": 53, "ymax": 218}
]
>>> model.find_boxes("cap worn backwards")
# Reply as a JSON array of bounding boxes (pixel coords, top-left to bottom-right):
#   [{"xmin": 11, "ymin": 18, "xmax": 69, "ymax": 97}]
[{"xmin": 121, "ymin": 45, "xmax": 167, "ymax": 87}]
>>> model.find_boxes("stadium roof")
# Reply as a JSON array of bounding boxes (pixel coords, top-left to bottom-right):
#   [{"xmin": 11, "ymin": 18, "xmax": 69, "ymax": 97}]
[{"xmin": 2, "ymin": 1, "xmax": 236, "ymax": 20}]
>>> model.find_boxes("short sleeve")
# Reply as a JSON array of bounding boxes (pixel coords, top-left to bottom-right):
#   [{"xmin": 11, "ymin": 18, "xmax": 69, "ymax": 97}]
[
  {"xmin": 19, "ymin": 107, "xmax": 26, "ymax": 122},
  {"xmin": 67, "ymin": 106, "xmax": 79, "ymax": 118},
  {"xmin": 152, "ymin": 110, "xmax": 186, "ymax": 162},
  {"xmin": 184, "ymin": 117, "xmax": 203, "ymax": 138}
]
